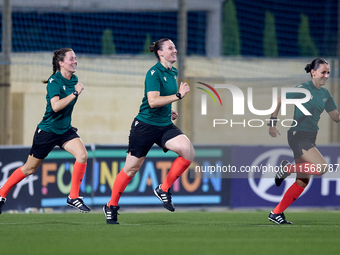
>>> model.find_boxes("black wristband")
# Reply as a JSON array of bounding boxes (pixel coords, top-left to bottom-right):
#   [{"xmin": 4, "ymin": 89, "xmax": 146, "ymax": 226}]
[
  {"xmin": 267, "ymin": 117, "xmax": 277, "ymax": 127},
  {"xmin": 176, "ymin": 92, "xmax": 182, "ymax": 100},
  {"xmin": 73, "ymin": 90, "xmax": 79, "ymax": 97}
]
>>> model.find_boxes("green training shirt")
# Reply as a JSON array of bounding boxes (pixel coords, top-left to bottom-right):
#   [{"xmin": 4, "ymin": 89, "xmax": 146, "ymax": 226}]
[
  {"xmin": 38, "ymin": 71, "xmax": 78, "ymax": 134},
  {"xmin": 136, "ymin": 62, "xmax": 178, "ymax": 126},
  {"xmin": 287, "ymin": 80, "xmax": 337, "ymax": 132}
]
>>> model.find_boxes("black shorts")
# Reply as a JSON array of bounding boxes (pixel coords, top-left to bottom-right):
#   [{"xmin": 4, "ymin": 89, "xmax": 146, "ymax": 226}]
[
  {"xmin": 29, "ymin": 127, "xmax": 80, "ymax": 159},
  {"xmin": 128, "ymin": 118, "xmax": 183, "ymax": 158},
  {"xmin": 287, "ymin": 130, "xmax": 317, "ymax": 159}
]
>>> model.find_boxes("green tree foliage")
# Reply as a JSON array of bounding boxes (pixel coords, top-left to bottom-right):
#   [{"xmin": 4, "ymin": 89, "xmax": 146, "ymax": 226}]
[
  {"xmin": 298, "ymin": 14, "xmax": 318, "ymax": 57},
  {"xmin": 102, "ymin": 29, "xmax": 116, "ymax": 55},
  {"xmin": 222, "ymin": 0, "xmax": 241, "ymax": 55},
  {"xmin": 263, "ymin": 11, "xmax": 278, "ymax": 57},
  {"xmin": 141, "ymin": 34, "xmax": 152, "ymax": 54}
]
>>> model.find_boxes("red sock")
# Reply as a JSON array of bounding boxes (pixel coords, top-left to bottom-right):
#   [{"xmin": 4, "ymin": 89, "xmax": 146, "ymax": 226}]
[
  {"xmin": 273, "ymin": 182, "xmax": 304, "ymax": 214},
  {"xmin": 285, "ymin": 162, "xmax": 322, "ymax": 175},
  {"xmin": 161, "ymin": 157, "xmax": 191, "ymax": 192},
  {"xmin": 0, "ymin": 167, "xmax": 27, "ymax": 198},
  {"xmin": 69, "ymin": 161, "xmax": 87, "ymax": 199},
  {"xmin": 108, "ymin": 169, "xmax": 132, "ymax": 207}
]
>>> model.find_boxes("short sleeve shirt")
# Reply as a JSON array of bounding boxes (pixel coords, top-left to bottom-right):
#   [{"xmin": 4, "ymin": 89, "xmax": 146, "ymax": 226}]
[
  {"xmin": 38, "ymin": 71, "xmax": 78, "ymax": 134},
  {"xmin": 136, "ymin": 62, "xmax": 178, "ymax": 126},
  {"xmin": 287, "ymin": 80, "xmax": 337, "ymax": 132}
]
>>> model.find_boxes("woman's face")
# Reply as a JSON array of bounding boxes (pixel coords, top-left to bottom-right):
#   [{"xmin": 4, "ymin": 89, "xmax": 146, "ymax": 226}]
[
  {"xmin": 311, "ymin": 63, "xmax": 330, "ymax": 86},
  {"xmin": 59, "ymin": 51, "xmax": 77, "ymax": 74},
  {"xmin": 158, "ymin": 40, "xmax": 177, "ymax": 64}
]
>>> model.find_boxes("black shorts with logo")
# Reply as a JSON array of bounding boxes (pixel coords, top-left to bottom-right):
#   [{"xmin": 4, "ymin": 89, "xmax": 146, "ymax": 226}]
[
  {"xmin": 287, "ymin": 130, "xmax": 317, "ymax": 159},
  {"xmin": 29, "ymin": 126, "xmax": 80, "ymax": 159},
  {"xmin": 128, "ymin": 118, "xmax": 183, "ymax": 158}
]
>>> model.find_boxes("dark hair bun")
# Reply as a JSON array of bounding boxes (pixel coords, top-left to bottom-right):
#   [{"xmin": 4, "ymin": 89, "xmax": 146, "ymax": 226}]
[
  {"xmin": 305, "ymin": 58, "xmax": 328, "ymax": 74},
  {"xmin": 150, "ymin": 38, "xmax": 170, "ymax": 61},
  {"xmin": 149, "ymin": 42, "xmax": 156, "ymax": 53},
  {"xmin": 305, "ymin": 63, "xmax": 312, "ymax": 73}
]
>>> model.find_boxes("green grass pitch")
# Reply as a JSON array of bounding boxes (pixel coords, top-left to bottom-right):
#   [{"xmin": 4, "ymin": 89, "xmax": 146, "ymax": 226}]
[{"xmin": 1, "ymin": 210, "xmax": 339, "ymax": 255}]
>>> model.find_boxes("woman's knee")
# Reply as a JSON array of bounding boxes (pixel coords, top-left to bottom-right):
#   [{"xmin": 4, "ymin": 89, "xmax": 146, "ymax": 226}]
[
  {"xmin": 176, "ymin": 148, "xmax": 194, "ymax": 162},
  {"xmin": 21, "ymin": 164, "xmax": 38, "ymax": 176},
  {"xmin": 174, "ymin": 142, "xmax": 195, "ymax": 162},
  {"xmin": 123, "ymin": 154, "xmax": 145, "ymax": 177},
  {"xmin": 296, "ymin": 178, "xmax": 309, "ymax": 188},
  {"xmin": 76, "ymin": 150, "xmax": 88, "ymax": 163},
  {"xmin": 187, "ymin": 147, "xmax": 195, "ymax": 162},
  {"xmin": 124, "ymin": 162, "xmax": 144, "ymax": 177},
  {"xmin": 124, "ymin": 166, "xmax": 139, "ymax": 177}
]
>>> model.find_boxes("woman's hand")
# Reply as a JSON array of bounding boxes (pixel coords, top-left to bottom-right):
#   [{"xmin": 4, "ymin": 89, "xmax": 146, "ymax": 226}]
[
  {"xmin": 178, "ymin": 82, "xmax": 190, "ymax": 98},
  {"xmin": 269, "ymin": 126, "xmax": 281, "ymax": 137},
  {"xmin": 171, "ymin": 110, "xmax": 179, "ymax": 120},
  {"xmin": 75, "ymin": 82, "xmax": 84, "ymax": 95},
  {"xmin": 51, "ymin": 82, "xmax": 84, "ymax": 112}
]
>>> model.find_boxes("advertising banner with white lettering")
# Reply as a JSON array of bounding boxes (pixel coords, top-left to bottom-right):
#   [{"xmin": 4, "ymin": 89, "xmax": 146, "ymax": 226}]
[
  {"xmin": 231, "ymin": 145, "xmax": 340, "ymax": 208},
  {"xmin": 0, "ymin": 146, "xmax": 94, "ymax": 211},
  {"xmin": 84, "ymin": 145, "xmax": 231, "ymax": 208},
  {"xmin": 0, "ymin": 145, "xmax": 231, "ymax": 211}
]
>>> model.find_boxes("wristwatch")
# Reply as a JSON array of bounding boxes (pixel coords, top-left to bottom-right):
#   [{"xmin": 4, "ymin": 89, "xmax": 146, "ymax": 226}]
[
  {"xmin": 73, "ymin": 90, "xmax": 79, "ymax": 97},
  {"xmin": 176, "ymin": 92, "xmax": 182, "ymax": 100}
]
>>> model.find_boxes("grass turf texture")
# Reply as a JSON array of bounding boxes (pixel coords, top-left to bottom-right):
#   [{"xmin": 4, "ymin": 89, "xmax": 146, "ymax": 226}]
[{"xmin": 0, "ymin": 211, "xmax": 339, "ymax": 255}]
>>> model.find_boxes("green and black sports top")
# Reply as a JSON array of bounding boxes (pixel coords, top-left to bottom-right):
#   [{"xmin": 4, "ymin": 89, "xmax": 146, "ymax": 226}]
[{"xmin": 38, "ymin": 71, "xmax": 78, "ymax": 134}]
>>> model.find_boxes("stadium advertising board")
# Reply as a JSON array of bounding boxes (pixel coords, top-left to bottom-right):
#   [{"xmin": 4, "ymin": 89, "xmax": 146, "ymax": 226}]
[
  {"xmin": 3, "ymin": 144, "xmax": 340, "ymax": 211},
  {"xmin": 231, "ymin": 146, "xmax": 340, "ymax": 207},
  {"xmin": 0, "ymin": 145, "xmax": 231, "ymax": 211}
]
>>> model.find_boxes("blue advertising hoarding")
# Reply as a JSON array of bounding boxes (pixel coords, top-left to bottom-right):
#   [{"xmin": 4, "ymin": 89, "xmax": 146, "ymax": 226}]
[{"xmin": 231, "ymin": 145, "xmax": 340, "ymax": 208}]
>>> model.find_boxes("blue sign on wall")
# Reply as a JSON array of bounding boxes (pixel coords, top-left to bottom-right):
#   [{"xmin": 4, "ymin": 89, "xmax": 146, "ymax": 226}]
[{"xmin": 231, "ymin": 145, "xmax": 340, "ymax": 208}]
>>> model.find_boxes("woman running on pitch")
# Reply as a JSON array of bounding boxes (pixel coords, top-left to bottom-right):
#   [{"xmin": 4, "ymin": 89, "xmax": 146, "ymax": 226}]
[
  {"xmin": 267, "ymin": 57, "xmax": 339, "ymax": 224},
  {"xmin": 0, "ymin": 48, "xmax": 90, "ymax": 214},
  {"xmin": 103, "ymin": 38, "xmax": 195, "ymax": 224}
]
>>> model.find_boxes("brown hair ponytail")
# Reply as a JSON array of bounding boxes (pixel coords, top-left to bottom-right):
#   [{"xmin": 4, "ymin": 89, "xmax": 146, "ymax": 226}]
[{"xmin": 42, "ymin": 48, "xmax": 74, "ymax": 83}]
